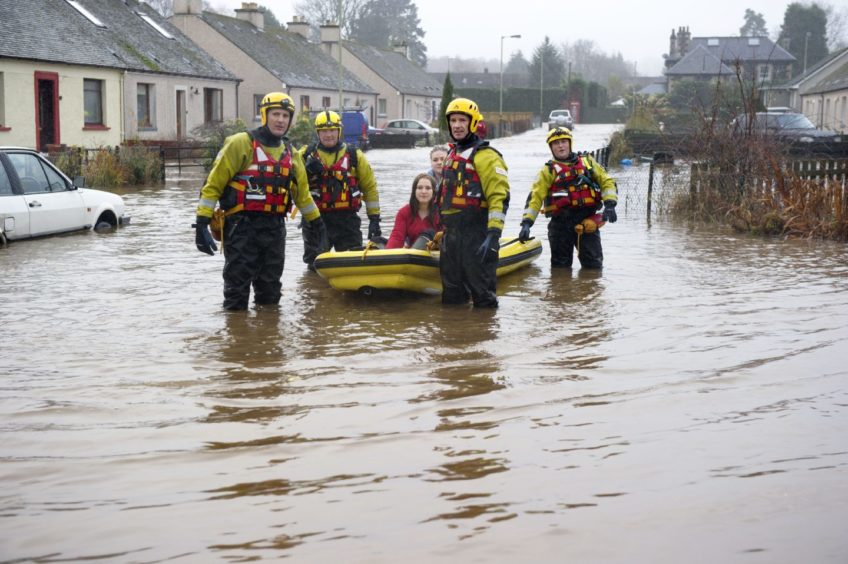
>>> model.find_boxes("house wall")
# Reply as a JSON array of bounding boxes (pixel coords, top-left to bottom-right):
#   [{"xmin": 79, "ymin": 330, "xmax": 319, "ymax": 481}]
[
  {"xmin": 330, "ymin": 44, "xmax": 436, "ymax": 126},
  {"xmin": 123, "ymin": 73, "xmax": 238, "ymax": 140},
  {"xmin": 0, "ymin": 59, "xmax": 122, "ymax": 149},
  {"xmin": 801, "ymin": 88, "xmax": 848, "ymax": 132}
]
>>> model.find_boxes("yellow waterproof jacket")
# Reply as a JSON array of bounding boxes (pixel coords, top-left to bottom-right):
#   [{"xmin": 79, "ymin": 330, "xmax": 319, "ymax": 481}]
[
  {"xmin": 522, "ymin": 154, "xmax": 616, "ymax": 223},
  {"xmin": 196, "ymin": 132, "xmax": 319, "ymax": 222},
  {"xmin": 299, "ymin": 143, "xmax": 381, "ymax": 218},
  {"xmin": 441, "ymin": 145, "xmax": 510, "ymax": 231}
]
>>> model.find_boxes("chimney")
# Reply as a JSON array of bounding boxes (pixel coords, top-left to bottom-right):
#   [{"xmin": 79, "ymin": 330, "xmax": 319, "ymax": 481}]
[
  {"xmin": 173, "ymin": 0, "xmax": 202, "ymax": 14},
  {"xmin": 669, "ymin": 29, "xmax": 677, "ymax": 58},
  {"xmin": 235, "ymin": 2, "xmax": 264, "ymax": 31},
  {"xmin": 392, "ymin": 41, "xmax": 409, "ymax": 60},
  {"xmin": 288, "ymin": 15, "xmax": 309, "ymax": 39},
  {"xmin": 320, "ymin": 21, "xmax": 340, "ymax": 44}
]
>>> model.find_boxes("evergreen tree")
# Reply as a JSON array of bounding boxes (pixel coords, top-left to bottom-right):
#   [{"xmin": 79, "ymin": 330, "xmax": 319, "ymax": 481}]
[
  {"xmin": 350, "ymin": 0, "xmax": 427, "ymax": 66},
  {"xmin": 779, "ymin": 2, "xmax": 829, "ymax": 75},
  {"xmin": 531, "ymin": 37, "xmax": 565, "ymax": 89},
  {"xmin": 439, "ymin": 73, "xmax": 455, "ymax": 133},
  {"xmin": 739, "ymin": 9, "xmax": 768, "ymax": 37},
  {"xmin": 504, "ymin": 51, "xmax": 531, "ymax": 86}
]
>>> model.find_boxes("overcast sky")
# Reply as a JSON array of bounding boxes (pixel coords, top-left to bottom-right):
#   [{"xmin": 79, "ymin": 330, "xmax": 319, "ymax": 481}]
[{"xmin": 208, "ymin": 0, "xmax": 803, "ymax": 75}]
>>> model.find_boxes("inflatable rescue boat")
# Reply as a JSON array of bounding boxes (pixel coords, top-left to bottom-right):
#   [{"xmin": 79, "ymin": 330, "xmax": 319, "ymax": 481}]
[{"xmin": 313, "ymin": 237, "xmax": 543, "ymax": 295}]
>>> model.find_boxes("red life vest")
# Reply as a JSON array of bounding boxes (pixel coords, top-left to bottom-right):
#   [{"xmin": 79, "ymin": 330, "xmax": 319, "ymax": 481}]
[
  {"xmin": 437, "ymin": 141, "xmax": 491, "ymax": 211},
  {"xmin": 543, "ymin": 155, "xmax": 602, "ymax": 216},
  {"xmin": 225, "ymin": 139, "xmax": 293, "ymax": 215},
  {"xmin": 305, "ymin": 146, "xmax": 361, "ymax": 213}
]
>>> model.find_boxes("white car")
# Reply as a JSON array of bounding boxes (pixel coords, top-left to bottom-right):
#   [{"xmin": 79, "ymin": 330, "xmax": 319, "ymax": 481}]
[
  {"xmin": 383, "ymin": 119, "xmax": 439, "ymax": 142},
  {"xmin": 0, "ymin": 147, "xmax": 130, "ymax": 243},
  {"xmin": 548, "ymin": 109, "xmax": 574, "ymax": 130}
]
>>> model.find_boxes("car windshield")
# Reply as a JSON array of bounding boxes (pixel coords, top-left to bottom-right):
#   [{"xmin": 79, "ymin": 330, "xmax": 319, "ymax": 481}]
[
  {"xmin": 550, "ymin": 111, "xmax": 569, "ymax": 117},
  {"xmin": 760, "ymin": 113, "xmax": 815, "ymax": 130}
]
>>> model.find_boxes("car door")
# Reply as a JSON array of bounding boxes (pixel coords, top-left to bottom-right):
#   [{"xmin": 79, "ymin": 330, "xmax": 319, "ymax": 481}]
[
  {"xmin": 0, "ymin": 157, "xmax": 32, "ymax": 240},
  {"xmin": 6, "ymin": 151, "xmax": 85, "ymax": 237}
]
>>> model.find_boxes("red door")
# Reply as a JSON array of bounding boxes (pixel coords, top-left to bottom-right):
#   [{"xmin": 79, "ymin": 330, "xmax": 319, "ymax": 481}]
[{"xmin": 34, "ymin": 71, "xmax": 60, "ymax": 152}]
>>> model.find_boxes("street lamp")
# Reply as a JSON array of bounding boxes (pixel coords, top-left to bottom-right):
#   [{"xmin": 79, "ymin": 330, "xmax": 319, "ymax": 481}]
[
  {"xmin": 803, "ymin": 31, "xmax": 811, "ymax": 74},
  {"xmin": 539, "ymin": 47, "xmax": 544, "ymax": 126},
  {"xmin": 499, "ymin": 34, "xmax": 521, "ymax": 131}
]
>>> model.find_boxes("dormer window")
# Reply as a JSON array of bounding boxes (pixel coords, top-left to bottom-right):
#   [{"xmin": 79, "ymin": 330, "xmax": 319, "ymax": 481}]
[
  {"xmin": 65, "ymin": 0, "xmax": 106, "ymax": 28},
  {"xmin": 138, "ymin": 13, "xmax": 175, "ymax": 39},
  {"xmin": 748, "ymin": 38, "xmax": 760, "ymax": 46},
  {"xmin": 707, "ymin": 38, "xmax": 719, "ymax": 46}
]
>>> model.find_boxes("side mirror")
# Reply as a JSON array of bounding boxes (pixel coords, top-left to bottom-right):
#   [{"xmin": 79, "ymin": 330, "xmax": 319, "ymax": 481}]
[{"xmin": 74, "ymin": 175, "xmax": 87, "ymax": 188}]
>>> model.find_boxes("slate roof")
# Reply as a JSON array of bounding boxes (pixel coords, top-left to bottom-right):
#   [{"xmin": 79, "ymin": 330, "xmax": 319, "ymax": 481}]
[
  {"xmin": 769, "ymin": 47, "xmax": 848, "ymax": 92},
  {"xmin": 343, "ymin": 41, "xmax": 442, "ymax": 97},
  {"xmin": 0, "ymin": 0, "xmax": 236, "ymax": 81},
  {"xmin": 688, "ymin": 36, "xmax": 795, "ymax": 63},
  {"xmin": 666, "ymin": 45, "xmax": 735, "ymax": 76},
  {"xmin": 802, "ymin": 58, "xmax": 848, "ymax": 95},
  {"xmin": 199, "ymin": 12, "xmax": 374, "ymax": 94}
]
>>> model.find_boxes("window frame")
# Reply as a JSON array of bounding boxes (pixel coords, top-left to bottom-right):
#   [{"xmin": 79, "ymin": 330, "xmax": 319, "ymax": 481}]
[{"xmin": 83, "ymin": 78, "xmax": 105, "ymax": 127}]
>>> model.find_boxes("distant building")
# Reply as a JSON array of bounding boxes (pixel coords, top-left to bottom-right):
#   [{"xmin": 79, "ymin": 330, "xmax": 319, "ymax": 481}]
[{"xmin": 663, "ymin": 28, "xmax": 795, "ymax": 89}]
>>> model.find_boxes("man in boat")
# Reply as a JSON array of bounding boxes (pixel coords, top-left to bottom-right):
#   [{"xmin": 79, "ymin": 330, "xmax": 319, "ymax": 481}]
[
  {"xmin": 437, "ymin": 97, "xmax": 510, "ymax": 308},
  {"xmin": 301, "ymin": 110, "xmax": 381, "ymax": 268},
  {"xmin": 193, "ymin": 92, "xmax": 326, "ymax": 311},
  {"xmin": 517, "ymin": 127, "xmax": 617, "ymax": 269}
]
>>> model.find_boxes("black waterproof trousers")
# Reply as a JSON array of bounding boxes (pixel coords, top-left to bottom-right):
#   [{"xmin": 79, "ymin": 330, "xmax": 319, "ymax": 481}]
[
  {"xmin": 222, "ymin": 213, "xmax": 286, "ymax": 310},
  {"xmin": 548, "ymin": 208, "xmax": 603, "ymax": 269},
  {"xmin": 440, "ymin": 211, "xmax": 498, "ymax": 308},
  {"xmin": 302, "ymin": 211, "xmax": 362, "ymax": 265}
]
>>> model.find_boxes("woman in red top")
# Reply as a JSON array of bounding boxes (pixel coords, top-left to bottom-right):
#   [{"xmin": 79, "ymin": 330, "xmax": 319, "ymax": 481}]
[{"xmin": 386, "ymin": 173, "xmax": 442, "ymax": 249}]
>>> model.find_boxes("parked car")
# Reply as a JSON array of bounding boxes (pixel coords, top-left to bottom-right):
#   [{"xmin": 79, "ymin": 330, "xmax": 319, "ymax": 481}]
[
  {"xmin": 383, "ymin": 119, "xmax": 439, "ymax": 143},
  {"xmin": 731, "ymin": 111, "xmax": 842, "ymax": 143},
  {"xmin": 548, "ymin": 109, "xmax": 574, "ymax": 130},
  {"xmin": 0, "ymin": 147, "xmax": 130, "ymax": 243}
]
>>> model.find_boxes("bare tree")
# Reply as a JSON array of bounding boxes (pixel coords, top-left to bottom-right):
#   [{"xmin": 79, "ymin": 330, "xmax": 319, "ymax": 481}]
[{"xmin": 293, "ymin": 0, "xmax": 368, "ymax": 37}]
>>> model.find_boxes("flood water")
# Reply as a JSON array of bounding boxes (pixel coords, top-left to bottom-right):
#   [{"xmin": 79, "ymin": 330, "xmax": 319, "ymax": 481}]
[{"xmin": 2, "ymin": 125, "xmax": 847, "ymax": 563}]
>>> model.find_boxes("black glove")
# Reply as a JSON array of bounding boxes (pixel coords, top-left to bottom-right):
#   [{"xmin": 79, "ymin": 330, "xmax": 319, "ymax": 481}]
[
  {"xmin": 309, "ymin": 216, "xmax": 330, "ymax": 254},
  {"xmin": 476, "ymin": 228, "xmax": 501, "ymax": 262},
  {"xmin": 193, "ymin": 216, "xmax": 217, "ymax": 256},
  {"xmin": 518, "ymin": 220, "xmax": 533, "ymax": 243},
  {"xmin": 602, "ymin": 200, "xmax": 617, "ymax": 223},
  {"xmin": 305, "ymin": 156, "xmax": 324, "ymax": 177},
  {"xmin": 368, "ymin": 215, "xmax": 382, "ymax": 239}
]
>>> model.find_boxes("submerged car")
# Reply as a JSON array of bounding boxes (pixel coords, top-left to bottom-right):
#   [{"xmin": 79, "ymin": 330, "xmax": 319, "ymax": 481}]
[
  {"xmin": 0, "ymin": 147, "xmax": 130, "ymax": 243},
  {"xmin": 731, "ymin": 111, "xmax": 842, "ymax": 143},
  {"xmin": 548, "ymin": 109, "xmax": 574, "ymax": 130},
  {"xmin": 383, "ymin": 119, "xmax": 439, "ymax": 143}
]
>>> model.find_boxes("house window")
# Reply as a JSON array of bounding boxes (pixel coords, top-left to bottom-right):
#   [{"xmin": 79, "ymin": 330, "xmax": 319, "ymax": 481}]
[
  {"xmin": 343, "ymin": 97, "xmax": 351, "ymax": 109},
  {"xmin": 84, "ymin": 78, "xmax": 104, "ymax": 125},
  {"xmin": 137, "ymin": 83, "xmax": 155, "ymax": 128},
  {"xmin": 254, "ymin": 94, "xmax": 263, "ymax": 121},
  {"xmin": 756, "ymin": 64, "xmax": 772, "ymax": 82},
  {"xmin": 378, "ymin": 98, "xmax": 387, "ymax": 117},
  {"xmin": 299, "ymin": 95, "xmax": 310, "ymax": 112},
  {"xmin": 322, "ymin": 96, "xmax": 331, "ymax": 108},
  {"xmin": 204, "ymin": 88, "xmax": 223, "ymax": 123}
]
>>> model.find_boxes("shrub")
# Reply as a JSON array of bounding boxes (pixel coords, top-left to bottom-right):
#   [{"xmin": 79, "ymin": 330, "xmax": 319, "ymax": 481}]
[
  {"xmin": 85, "ymin": 148, "xmax": 126, "ymax": 188},
  {"xmin": 119, "ymin": 143, "xmax": 162, "ymax": 185},
  {"xmin": 191, "ymin": 119, "xmax": 248, "ymax": 171}
]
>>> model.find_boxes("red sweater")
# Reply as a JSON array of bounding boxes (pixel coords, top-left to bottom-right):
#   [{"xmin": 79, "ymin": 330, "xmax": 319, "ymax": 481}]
[{"xmin": 386, "ymin": 204, "xmax": 441, "ymax": 249}]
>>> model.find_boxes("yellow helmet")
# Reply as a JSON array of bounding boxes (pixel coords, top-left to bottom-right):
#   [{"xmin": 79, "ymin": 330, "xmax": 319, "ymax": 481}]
[
  {"xmin": 445, "ymin": 97, "xmax": 481, "ymax": 130},
  {"xmin": 259, "ymin": 92, "xmax": 295, "ymax": 126},
  {"xmin": 547, "ymin": 127, "xmax": 573, "ymax": 146},
  {"xmin": 314, "ymin": 110, "xmax": 342, "ymax": 131}
]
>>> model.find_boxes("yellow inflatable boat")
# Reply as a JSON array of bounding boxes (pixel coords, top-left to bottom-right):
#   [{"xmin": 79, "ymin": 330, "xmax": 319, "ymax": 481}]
[{"xmin": 314, "ymin": 237, "xmax": 543, "ymax": 295}]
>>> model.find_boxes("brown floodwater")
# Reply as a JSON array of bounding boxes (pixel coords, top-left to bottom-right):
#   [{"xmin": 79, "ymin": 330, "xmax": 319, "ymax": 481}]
[{"xmin": 1, "ymin": 125, "xmax": 847, "ymax": 563}]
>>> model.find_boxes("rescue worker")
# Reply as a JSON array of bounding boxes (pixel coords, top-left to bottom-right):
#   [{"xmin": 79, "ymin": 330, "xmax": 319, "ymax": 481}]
[
  {"xmin": 300, "ymin": 110, "xmax": 381, "ymax": 267},
  {"xmin": 518, "ymin": 127, "xmax": 617, "ymax": 269},
  {"xmin": 437, "ymin": 98, "xmax": 510, "ymax": 308},
  {"xmin": 193, "ymin": 92, "xmax": 327, "ymax": 311}
]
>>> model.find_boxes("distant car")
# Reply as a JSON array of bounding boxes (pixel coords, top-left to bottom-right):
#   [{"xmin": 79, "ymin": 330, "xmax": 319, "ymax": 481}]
[
  {"xmin": 731, "ymin": 111, "xmax": 842, "ymax": 143},
  {"xmin": 548, "ymin": 109, "xmax": 574, "ymax": 130},
  {"xmin": 383, "ymin": 119, "xmax": 439, "ymax": 143},
  {"xmin": 341, "ymin": 111, "xmax": 371, "ymax": 150},
  {"xmin": 0, "ymin": 147, "xmax": 130, "ymax": 242}
]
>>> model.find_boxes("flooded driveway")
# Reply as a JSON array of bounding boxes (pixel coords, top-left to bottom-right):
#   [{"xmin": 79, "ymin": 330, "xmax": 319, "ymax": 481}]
[{"xmin": 1, "ymin": 125, "xmax": 847, "ymax": 563}]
